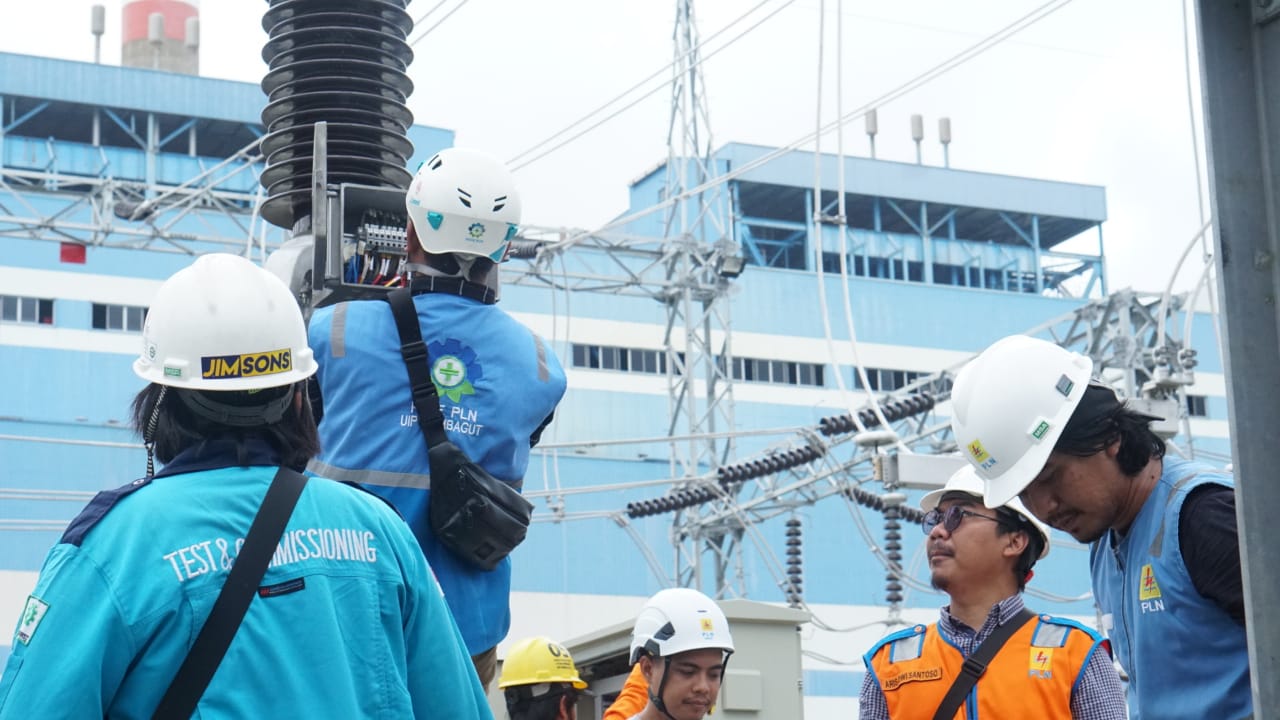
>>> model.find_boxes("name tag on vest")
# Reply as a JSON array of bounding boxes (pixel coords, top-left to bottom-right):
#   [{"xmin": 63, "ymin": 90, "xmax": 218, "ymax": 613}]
[{"xmin": 883, "ymin": 667, "xmax": 943, "ymax": 690}]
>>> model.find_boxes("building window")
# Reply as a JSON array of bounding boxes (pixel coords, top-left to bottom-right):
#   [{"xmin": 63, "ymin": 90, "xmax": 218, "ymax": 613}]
[
  {"xmin": 731, "ymin": 356, "xmax": 824, "ymax": 387},
  {"xmin": 0, "ymin": 295, "xmax": 54, "ymax": 325},
  {"xmin": 853, "ymin": 367, "xmax": 922, "ymax": 392},
  {"xmin": 92, "ymin": 303, "xmax": 147, "ymax": 332},
  {"xmin": 1186, "ymin": 394, "xmax": 1208, "ymax": 418},
  {"xmin": 573, "ymin": 343, "xmax": 824, "ymax": 387},
  {"xmin": 571, "ymin": 344, "xmax": 667, "ymax": 376}
]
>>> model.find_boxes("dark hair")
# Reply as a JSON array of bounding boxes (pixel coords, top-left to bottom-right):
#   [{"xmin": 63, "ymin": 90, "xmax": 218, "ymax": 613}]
[
  {"xmin": 130, "ymin": 381, "xmax": 320, "ymax": 469},
  {"xmin": 504, "ymin": 686, "xmax": 577, "ymax": 720},
  {"xmin": 1054, "ymin": 383, "xmax": 1165, "ymax": 476},
  {"xmin": 993, "ymin": 506, "xmax": 1043, "ymax": 592}
]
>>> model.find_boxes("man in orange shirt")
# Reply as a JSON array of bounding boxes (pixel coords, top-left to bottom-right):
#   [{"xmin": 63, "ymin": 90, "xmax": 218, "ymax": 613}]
[{"xmin": 860, "ymin": 466, "xmax": 1125, "ymax": 719}]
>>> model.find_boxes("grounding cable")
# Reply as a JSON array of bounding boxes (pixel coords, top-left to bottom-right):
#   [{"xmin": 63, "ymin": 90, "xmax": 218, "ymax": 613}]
[
  {"xmin": 829, "ymin": 0, "xmax": 903, "ymax": 449},
  {"xmin": 807, "ymin": 0, "xmax": 900, "ymax": 446}
]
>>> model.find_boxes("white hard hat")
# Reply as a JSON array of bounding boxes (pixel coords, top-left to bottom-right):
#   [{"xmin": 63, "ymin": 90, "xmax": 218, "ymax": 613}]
[
  {"xmin": 405, "ymin": 147, "xmax": 521, "ymax": 262},
  {"xmin": 950, "ymin": 335, "xmax": 1094, "ymax": 508},
  {"xmin": 629, "ymin": 588, "xmax": 735, "ymax": 665},
  {"xmin": 921, "ymin": 465, "xmax": 1051, "ymax": 559},
  {"xmin": 133, "ymin": 253, "xmax": 317, "ymax": 391}
]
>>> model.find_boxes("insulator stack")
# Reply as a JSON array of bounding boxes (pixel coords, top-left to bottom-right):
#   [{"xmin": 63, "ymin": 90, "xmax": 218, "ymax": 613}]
[
  {"xmin": 818, "ymin": 392, "xmax": 936, "ymax": 436},
  {"xmin": 625, "ymin": 486, "xmax": 719, "ymax": 519},
  {"xmin": 844, "ymin": 486, "xmax": 925, "ymax": 524},
  {"xmin": 785, "ymin": 516, "xmax": 803, "ymax": 608},
  {"xmin": 716, "ymin": 445, "xmax": 824, "ymax": 487},
  {"xmin": 625, "ymin": 445, "xmax": 827, "ymax": 519},
  {"xmin": 259, "ymin": 0, "xmax": 417, "ymax": 229},
  {"xmin": 883, "ymin": 509, "xmax": 904, "ymax": 606}
]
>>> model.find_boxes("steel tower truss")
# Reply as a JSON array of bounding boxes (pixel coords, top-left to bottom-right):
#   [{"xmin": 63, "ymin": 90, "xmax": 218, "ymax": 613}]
[
  {"xmin": 0, "ymin": 138, "xmax": 271, "ymax": 259},
  {"xmin": 659, "ymin": 0, "xmax": 737, "ymax": 477}
]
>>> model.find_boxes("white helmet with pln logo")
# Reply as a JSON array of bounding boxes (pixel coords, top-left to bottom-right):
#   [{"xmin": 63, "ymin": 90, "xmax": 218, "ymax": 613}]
[
  {"xmin": 629, "ymin": 588, "xmax": 735, "ymax": 665},
  {"xmin": 133, "ymin": 253, "xmax": 317, "ymax": 392},
  {"xmin": 950, "ymin": 335, "xmax": 1093, "ymax": 508},
  {"xmin": 405, "ymin": 147, "xmax": 521, "ymax": 262}
]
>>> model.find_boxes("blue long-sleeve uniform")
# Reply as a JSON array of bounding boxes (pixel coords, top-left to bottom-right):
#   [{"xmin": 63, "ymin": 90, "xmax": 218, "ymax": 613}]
[
  {"xmin": 0, "ymin": 438, "xmax": 492, "ymax": 719},
  {"xmin": 307, "ymin": 291, "xmax": 566, "ymax": 654}
]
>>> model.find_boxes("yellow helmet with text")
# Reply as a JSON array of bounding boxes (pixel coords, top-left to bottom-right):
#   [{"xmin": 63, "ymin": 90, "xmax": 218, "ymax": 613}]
[{"xmin": 498, "ymin": 636, "xmax": 588, "ymax": 690}]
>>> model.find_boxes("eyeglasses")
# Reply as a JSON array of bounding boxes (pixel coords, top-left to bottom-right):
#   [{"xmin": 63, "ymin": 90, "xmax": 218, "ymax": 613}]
[{"xmin": 921, "ymin": 505, "xmax": 1006, "ymax": 535}]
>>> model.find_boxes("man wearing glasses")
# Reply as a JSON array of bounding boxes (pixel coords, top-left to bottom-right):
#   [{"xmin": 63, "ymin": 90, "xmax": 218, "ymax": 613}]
[{"xmin": 859, "ymin": 466, "xmax": 1126, "ymax": 719}]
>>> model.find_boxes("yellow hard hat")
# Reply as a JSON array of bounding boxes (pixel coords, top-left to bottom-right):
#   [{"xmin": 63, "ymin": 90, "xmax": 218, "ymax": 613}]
[{"xmin": 498, "ymin": 636, "xmax": 588, "ymax": 690}]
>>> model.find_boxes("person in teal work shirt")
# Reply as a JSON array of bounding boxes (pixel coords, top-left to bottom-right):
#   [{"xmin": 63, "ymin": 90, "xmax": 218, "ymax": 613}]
[{"xmin": 0, "ymin": 254, "xmax": 492, "ymax": 719}]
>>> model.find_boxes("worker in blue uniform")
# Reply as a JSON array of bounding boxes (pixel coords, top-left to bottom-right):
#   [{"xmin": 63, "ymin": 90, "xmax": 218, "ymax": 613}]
[
  {"xmin": 951, "ymin": 335, "xmax": 1250, "ymax": 719},
  {"xmin": 0, "ymin": 253, "xmax": 492, "ymax": 719},
  {"xmin": 307, "ymin": 147, "xmax": 568, "ymax": 690}
]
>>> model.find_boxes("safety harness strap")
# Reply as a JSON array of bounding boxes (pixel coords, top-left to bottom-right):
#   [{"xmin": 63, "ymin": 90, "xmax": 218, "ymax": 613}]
[{"xmin": 385, "ymin": 288, "xmax": 449, "ymax": 449}]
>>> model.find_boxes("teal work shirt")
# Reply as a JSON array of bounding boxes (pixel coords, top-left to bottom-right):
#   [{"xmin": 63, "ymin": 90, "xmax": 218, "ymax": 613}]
[{"xmin": 0, "ymin": 438, "xmax": 493, "ymax": 719}]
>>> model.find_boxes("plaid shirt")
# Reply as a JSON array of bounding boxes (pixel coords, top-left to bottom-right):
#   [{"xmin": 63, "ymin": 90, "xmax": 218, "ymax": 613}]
[{"xmin": 859, "ymin": 595, "xmax": 1127, "ymax": 719}]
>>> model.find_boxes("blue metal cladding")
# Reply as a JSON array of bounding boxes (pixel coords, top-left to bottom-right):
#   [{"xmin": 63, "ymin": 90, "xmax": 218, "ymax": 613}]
[
  {"xmin": 726, "ymin": 265, "xmax": 1086, "ymax": 350},
  {"xmin": 3, "ymin": 135, "xmax": 260, "ymax": 192},
  {"xmin": 0, "ymin": 52, "xmax": 265, "ymax": 125},
  {"xmin": 716, "ymin": 142, "xmax": 1107, "ymax": 224}
]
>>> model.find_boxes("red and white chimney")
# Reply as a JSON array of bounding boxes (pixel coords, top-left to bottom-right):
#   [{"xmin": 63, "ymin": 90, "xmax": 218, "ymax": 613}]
[{"xmin": 121, "ymin": 0, "xmax": 199, "ymax": 75}]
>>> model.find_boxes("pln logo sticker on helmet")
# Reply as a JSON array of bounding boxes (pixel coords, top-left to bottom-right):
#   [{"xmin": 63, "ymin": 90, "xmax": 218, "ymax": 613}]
[{"xmin": 967, "ymin": 439, "xmax": 997, "ymax": 470}]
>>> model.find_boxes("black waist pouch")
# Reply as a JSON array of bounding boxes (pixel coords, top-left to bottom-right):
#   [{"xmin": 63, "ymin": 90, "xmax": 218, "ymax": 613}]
[{"xmin": 428, "ymin": 440, "xmax": 534, "ymax": 572}]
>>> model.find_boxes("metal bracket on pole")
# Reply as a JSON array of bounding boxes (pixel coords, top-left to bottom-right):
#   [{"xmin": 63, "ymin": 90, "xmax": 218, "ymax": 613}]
[{"xmin": 311, "ymin": 121, "xmax": 328, "ymax": 298}]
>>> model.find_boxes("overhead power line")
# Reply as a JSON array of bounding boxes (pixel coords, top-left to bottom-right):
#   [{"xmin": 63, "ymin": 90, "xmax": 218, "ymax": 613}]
[
  {"xmin": 508, "ymin": 0, "xmax": 798, "ymax": 171},
  {"xmin": 545, "ymin": 0, "xmax": 1076, "ymax": 251},
  {"xmin": 408, "ymin": 0, "xmax": 470, "ymax": 47}
]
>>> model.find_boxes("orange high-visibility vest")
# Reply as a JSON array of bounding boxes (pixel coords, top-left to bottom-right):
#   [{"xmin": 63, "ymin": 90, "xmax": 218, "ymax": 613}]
[{"xmin": 866, "ymin": 614, "xmax": 1106, "ymax": 719}]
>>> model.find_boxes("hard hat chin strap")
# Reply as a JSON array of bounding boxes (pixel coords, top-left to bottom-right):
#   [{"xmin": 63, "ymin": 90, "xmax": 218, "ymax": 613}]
[
  {"xmin": 649, "ymin": 657, "xmax": 680, "ymax": 720},
  {"xmin": 648, "ymin": 651, "xmax": 732, "ymax": 720}
]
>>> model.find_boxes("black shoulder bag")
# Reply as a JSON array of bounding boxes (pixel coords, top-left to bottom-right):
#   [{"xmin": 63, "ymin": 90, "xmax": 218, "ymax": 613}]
[
  {"xmin": 385, "ymin": 287, "xmax": 534, "ymax": 572},
  {"xmin": 152, "ymin": 466, "xmax": 308, "ymax": 720},
  {"xmin": 931, "ymin": 608, "xmax": 1035, "ymax": 720}
]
